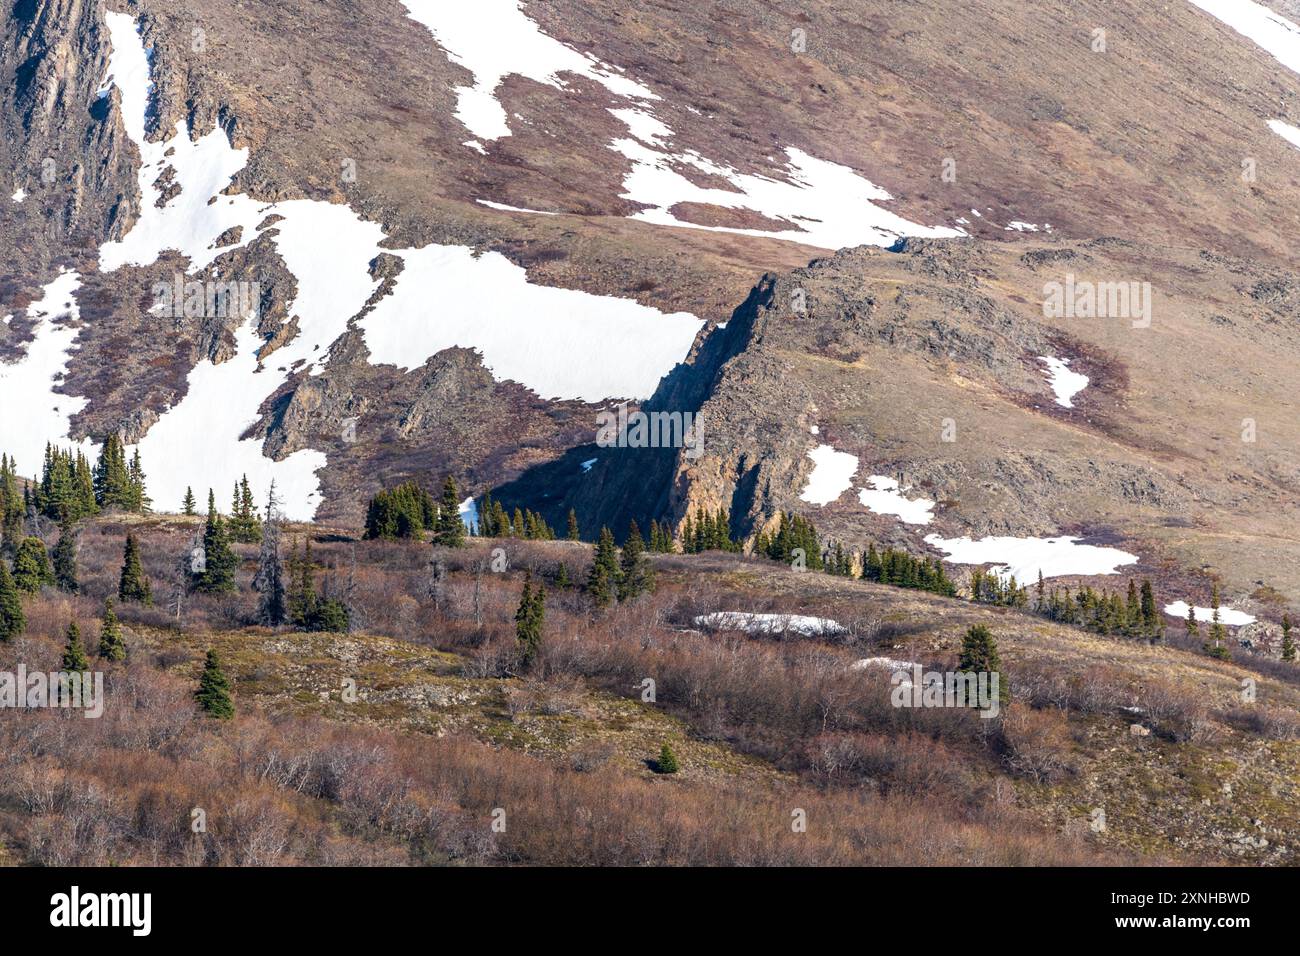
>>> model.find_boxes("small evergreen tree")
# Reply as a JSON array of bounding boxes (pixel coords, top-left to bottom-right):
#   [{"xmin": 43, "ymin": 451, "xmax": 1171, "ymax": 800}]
[
  {"xmin": 567, "ymin": 508, "xmax": 580, "ymax": 541},
  {"xmin": 1139, "ymin": 579, "xmax": 1158, "ymax": 637},
  {"xmin": 12, "ymin": 536, "xmax": 54, "ymax": 593},
  {"xmin": 98, "ymin": 598, "xmax": 126, "ymax": 662},
  {"xmin": 183, "ymin": 487, "xmax": 196, "ymax": 516},
  {"xmin": 1205, "ymin": 584, "xmax": 1230, "ymax": 660},
  {"xmin": 118, "ymin": 533, "xmax": 153, "ymax": 605},
  {"xmin": 229, "ymin": 475, "xmax": 261, "ymax": 543},
  {"xmin": 656, "ymin": 743, "xmax": 680, "ymax": 774},
  {"xmin": 363, "ymin": 481, "xmax": 435, "ymax": 540},
  {"xmin": 93, "ymin": 434, "xmax": 133, "ymax": 511},
  {"xmin": 286, "ymin": 537, "xmax": 318, "ymax": 628},
  {"xmin": 1282, "ymin": 614, "xmax": 1295, "ymax": 663},
  {"xmin": 195, "ymin": 649, "xmax": 234, "ymax": 719},
  {"xmin": 194, "ymin": 490, "xmax": 238, "ymax": 593},
  {"xmin": 587, "ymin": 526, "xmax": 621, "ymax": 608},
  {"xmin": 61, "ymin": 621, "xmax": 89, "ymax": 672},
  {"xmin": 957, "ymin": 623, "xmax": 1008, "ymax": 705},
  {"xmin": 515, "ymin": 573, "xmax": 545, "ymax": 666},
  {"xmin": 0, "ymin": 560, "xmax": 25, "ymax": 641},
  {"xmin": 433, "ymin": 475, "xmax": 466, "ymax": 548},
  {"xmin": 617, "ymin": 519, "xmax": 655, "ymax": 601},
  {"xmin": 52, "ymin": 515, "xmax": 78, "ymax": 592}
]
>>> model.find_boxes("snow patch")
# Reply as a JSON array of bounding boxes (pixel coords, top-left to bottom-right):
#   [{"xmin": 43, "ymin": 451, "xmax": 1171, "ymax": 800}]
[
  {"xmin": 91, "ymin": 11, "xmax": 707, "ymax": 518},
  {"xmin": 1039, "ymin": 356, "xmax": 1088, "ymax": 408},
  {"xmin": 356, "ymin": 243, "xmax": 703, "ymax": 402},
  {"xmin": 397, "ymin": 0, "xmax": 657, "ymax": 141},
  {"xmin": 1188, "ymin": 0, "xmax": 1300, "ymax": 76},
  {"xmin": 400, "ymin": 0, "xmax": 960, "ymax": 250},
  {"xmin": 614, "ymin": 137, "xmax": 964, "ymax": 251},
  {"xmin": 694, "ymin": 612, "xmax": 847, "ymax": 637},
  {"xmin": 1163, "ymin": 601, "xmax": 1256, "ymax": 627},
  {"xmin": 132, "ymin": 319, "xmax": 328, "ymax": 520},
  {"xmin": 924, "ymin": 534, "xmax": 1139, "ymax": 581},
  {"xmin": 11, "ymin": 188, "xmax": 25, "ymax": 203},
  {"xmin": 477, "ymin": 199, "xmax": 559, "ymax": 215},
  {"xmin": 1269, "ymin": 118, "xmax": 1300, "ymax": 149},
  {"xmin": 857, "ymin": 476, "xmax": 935, "ymax": 525},
  {"xmin": 799, "ymin": 444, "xmax": 859, "ymax": 505},
  {"xmin": 0, "ymin": 271, "xmax": 94, "ymax": 477}
]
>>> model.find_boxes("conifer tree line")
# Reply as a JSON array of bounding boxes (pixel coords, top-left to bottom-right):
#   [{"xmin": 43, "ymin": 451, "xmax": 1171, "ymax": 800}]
[
  {"xmin": 1025, "ymin": 573, "xmax": 1164, "ymax": 641},
  {"xmin": 20, "ymin": 437, "xmax": 152, "ymax": 524},
  {"xmin": 681, "ymin": 505, "xmax": 741, "ymax": 554},
  {"xmin": 861, "ymin": 543, "xmax": 958, "ymax": 596},
  {"xmin": 364, "ymin": 476, "xmax": 466, "ymax": 546},
  {"xmin": 477, "ymin": 492, "xmax": 555, "ymax": 540},
  {"xmin": 753, "ymin": 511, "xmax": 823, "ymax": 569}
]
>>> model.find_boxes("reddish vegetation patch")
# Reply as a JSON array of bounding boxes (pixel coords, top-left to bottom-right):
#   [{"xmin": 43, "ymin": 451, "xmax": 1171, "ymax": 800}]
[{"xmin": 667, "ymin": 202, "xmax": 801, "ymax": 233}]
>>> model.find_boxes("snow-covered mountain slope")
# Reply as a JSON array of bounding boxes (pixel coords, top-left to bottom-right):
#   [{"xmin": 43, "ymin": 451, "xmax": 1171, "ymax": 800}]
[{"xmin": 4, "ymin": 0, "xmax": 1300, "ymax": 613}]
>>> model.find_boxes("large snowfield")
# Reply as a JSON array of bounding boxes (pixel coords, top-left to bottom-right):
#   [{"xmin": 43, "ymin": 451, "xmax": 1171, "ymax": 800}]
[{"xmin": 4, "ymin": 11, "xmax": 722, "ymax": 519}]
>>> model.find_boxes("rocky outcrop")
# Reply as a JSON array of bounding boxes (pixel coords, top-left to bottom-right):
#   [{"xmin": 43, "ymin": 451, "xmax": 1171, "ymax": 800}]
[{"xmin": 2, "ymin": 0, "xmax": 140, "ymax": 255}]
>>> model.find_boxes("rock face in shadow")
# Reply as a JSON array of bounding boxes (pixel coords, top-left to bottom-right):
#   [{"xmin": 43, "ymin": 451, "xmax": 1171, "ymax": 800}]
[{"xmin": 492, "ymin": 236, "xmax": 1222, "ymax": 554}]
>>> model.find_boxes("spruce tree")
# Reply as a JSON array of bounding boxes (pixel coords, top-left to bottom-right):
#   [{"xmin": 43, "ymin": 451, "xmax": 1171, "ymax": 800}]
[
  {"xmin": 93, "ymin": 434, "xmax": 133, "ymax": 511},
  {"xmin": 127, "ymin": 449, "xmax": 150, "ymax": 513},
  {"xmin": 183, "ymin": 487, "xmax": 196, "ymax": 516},
  {"xmin": 98, "ymin": 598, "xmax": 126, "ymax": 662},
  {"xmin": 1205, "ymin": 584, "xmax": 1230, "ymax": 659},
  {"xmin": 657, "ymin": 743, "xmax": 680, "ymax": 774},
  {"xmin": 587, "ymin": 526, "xmax": 621, "ymax": 607},
  {"xmin": 194, "ymin": 490, "xmax": 238, "ymax": 593},
  {"xmin": 1186, "ymin": 604, "xmax": 1199, "ymax": 640},
  {"xmin": 1139, "ymin": 579, "xmax": 1158, "ymax": 636},
  {"xmin": 195, "ymin": 649, "xmax": 235, "ymax": 719},
  {"xmin": 618, "ymin": 519, "xmax": 655, "ymax": 601},
  {"xmin": 515, "ymin": 573, "xmax": 545, "ymax": 666},
  {"xmin": 433, "ymin": 476, "xmax": 466, "ymax": 548},
  {"xmin": 0, "ymin": 454, "xmax": 24, "ymax": 553},
  {"xmin": 12, "ymin": 537, "xmax": 53, "ymax": 593},
  {"xmin": 118, "ymin": 533, "xmax": 153, "ymax": 605},
  {"xmin": 0, "ymin": 560, "xmax": 24, "ymax": 641},
  {"xmin": 567, "ymin": 508, "xmax": 580, "ymax": 541},
  {"xmin": 229, "ymin": 477, "xmax": 261, "ymax": 543},
  {"xmin": 52, "ymin": 515, "xmax": 78, "ymax": 592},
  {"xmin": 61, "ymin": 621, "xmax": 89, "ymax": 672},
  {"xmin": 1282, "ymin": 614, "xmax": 1295, "ymax": 663},
  {"xmin": 957, "ymin": 623, "xmax": 1008, "ymax": 705}
]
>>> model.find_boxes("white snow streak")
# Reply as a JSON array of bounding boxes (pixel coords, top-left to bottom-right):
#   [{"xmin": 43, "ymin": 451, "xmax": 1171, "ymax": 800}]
[{"xmin": 0, "ymin": 271, "xmax": 94, "ymax": 477}]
